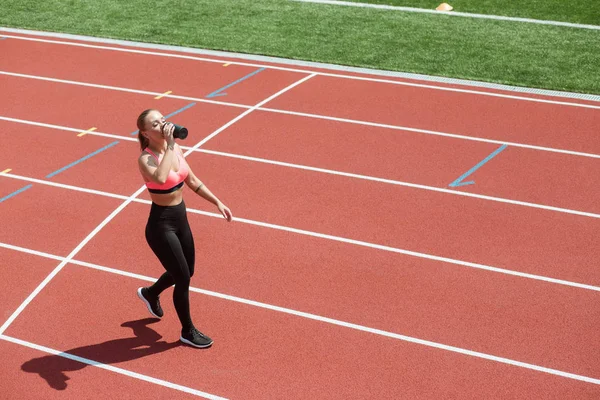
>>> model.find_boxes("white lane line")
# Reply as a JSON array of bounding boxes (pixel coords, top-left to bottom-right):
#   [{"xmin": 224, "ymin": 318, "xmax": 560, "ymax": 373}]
[
  {"xmin": 3, "ymin": 105, "xmax": 600, "ymax": 161},
  {"xmin": 0, "ymin": 116, "xmax": 139, "ymax": 142},
  {"xmin": 289, "ymin": 0, "xmax": 600, "ymax": 30},
  {"xmin": 196, "ymin": 149, "xmax": 600, "ymax": 219},
  {"xmin": 0, "ymin": 172, "xmax": 130, "ymax": 200},
  {"xmin": 1, "ymin": 174, "xmax": 599, "ymax": 292},
  {"xmin": 257, "ymin": 107, "xmax": 600, "ymax": 158},
  {"xmin": 0, "ymin": 243, "xmax": 599, "ymax": 386},
  {"xmin": 1, "ymin": 34, "xmax": 600, "ymax": 107},
  {"xmin": 189, "ymin": 212, "xmax": 600, "ymax": 293},
  {"xmin": 0, "ymin": 70, "xmax": 250, "ymax": 111},
  {"xmin": 0, "ymin": 242, "xmax": 65, "ymax": 262},
  {"xmin": 0, "ymin": 335, "xmax": 227, "ymax": 399}
]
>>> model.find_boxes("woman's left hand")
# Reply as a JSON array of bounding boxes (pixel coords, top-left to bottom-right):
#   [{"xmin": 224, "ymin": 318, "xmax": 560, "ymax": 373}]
[{"xmin": 218, "ymin": 203, "xmax": 233, "ymax": 222}]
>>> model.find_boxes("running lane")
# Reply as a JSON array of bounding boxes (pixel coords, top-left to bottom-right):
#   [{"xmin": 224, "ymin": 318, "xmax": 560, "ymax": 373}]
[
  {"xmin": 0, "ymin": 105, "xmax": 244, "ymax": 196},
  {"xmin": 0, "ymin": 249, "xmax": 57, "ymax": 323},
  {"xmin": 76, "ymin": 202, "xmax": 600, "ymax": 378},
  {"xmin": 4, "ymin": 263, "xmax": 599, "ymax": 399},
  {"xmin": 137, "ymin": 152, "xmax": 600, "ymax": 287},
  {"xmin": 0, "ymin": 180, "xmax": 123, "ymax": 256},
  {"xmin": 0, "ymin": 34, "xmax": 307, "ymax": 105},
  {"xmin": 0, "ymin": 120, "xmax": 145, "ymax": 195},
  {"xmin": 266, "ymin": 75, "xmax": 600, "ymax": 155},
  {"xmin": 0, "ymin": 74, "xmax": 243, "ymax": 137},
  {"xmin": 200, "ymin": 110, "xmax": 600, "ymax": 214}
]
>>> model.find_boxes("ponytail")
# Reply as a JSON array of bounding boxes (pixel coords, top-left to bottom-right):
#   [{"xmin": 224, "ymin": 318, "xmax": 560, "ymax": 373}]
[
  {"xmin": 138, "ymin": 132, "xmax": 149, "ymax": 150},
  {"xmin": 136, "ymin": 109, "xmax": 155, "ymax": 151}
]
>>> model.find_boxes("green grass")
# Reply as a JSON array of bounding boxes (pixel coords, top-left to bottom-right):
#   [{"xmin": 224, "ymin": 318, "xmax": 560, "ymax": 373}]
[
  {"xmin": 0, "ymin": 0, "xmax": 599, "ymax": 94},
  {"xmin": 343, "ymin": 0, "xmax": 600, "ymax": 25}
]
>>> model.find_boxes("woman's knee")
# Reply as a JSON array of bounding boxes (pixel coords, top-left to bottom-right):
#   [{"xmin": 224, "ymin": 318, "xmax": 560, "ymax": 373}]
[{"xmin": 173, "ymin": 272, "xmax": 191, "ymax": 287}]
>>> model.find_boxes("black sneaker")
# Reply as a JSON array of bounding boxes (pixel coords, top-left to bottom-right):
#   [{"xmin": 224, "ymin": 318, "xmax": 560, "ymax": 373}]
[
  {"xmin": 180, "ymin": 327, "xmax": 213, "ymax": 348},
  {"xmin": 137, "ymin": 287, "xmax": 163, "ymax": 318}
]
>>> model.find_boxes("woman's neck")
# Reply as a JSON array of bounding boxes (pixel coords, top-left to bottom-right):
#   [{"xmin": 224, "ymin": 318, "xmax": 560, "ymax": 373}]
[{"xmin": 147, "ymin": 141, "xmax": 167, "ymax": 154}]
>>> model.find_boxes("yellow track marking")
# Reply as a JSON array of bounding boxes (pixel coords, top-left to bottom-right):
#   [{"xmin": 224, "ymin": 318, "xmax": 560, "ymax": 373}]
[
  {"xmin": 154, "ymin": 90, "xmax": 172, "ymax": 99},
  {"xmin": 77, "ymin": 127, "xmax": 97, "ymax": 137}
]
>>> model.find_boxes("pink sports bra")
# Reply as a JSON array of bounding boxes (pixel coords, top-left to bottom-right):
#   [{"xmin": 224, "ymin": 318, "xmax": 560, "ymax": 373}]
[{"xmin": 143, "ymin": 147, "xmax": 189, "ymax": 194}]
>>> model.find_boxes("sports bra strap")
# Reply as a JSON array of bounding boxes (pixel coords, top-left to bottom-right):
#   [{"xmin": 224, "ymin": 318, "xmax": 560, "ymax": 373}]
[
  {"xmin": 145, "ymin": 147, "xmax": 182, "ymax": 161},
  {"xmin": 145, "ymin": 148, "xmax": 159, "ymax": 160}
]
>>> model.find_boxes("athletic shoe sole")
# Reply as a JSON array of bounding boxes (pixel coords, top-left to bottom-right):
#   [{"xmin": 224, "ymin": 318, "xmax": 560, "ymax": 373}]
[
  {"xmin": 179, "ymin": 336, "xmax": 213, "ymax": 349},
  {"xmin": 137, "ymin": 287, "xmax": 162, "ymax": 319}
]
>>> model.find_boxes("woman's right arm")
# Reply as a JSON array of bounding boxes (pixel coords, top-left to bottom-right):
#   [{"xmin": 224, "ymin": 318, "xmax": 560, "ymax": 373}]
[{"xmin": 137, "ymin": 124, "xmax": 177, "ymax": 184}]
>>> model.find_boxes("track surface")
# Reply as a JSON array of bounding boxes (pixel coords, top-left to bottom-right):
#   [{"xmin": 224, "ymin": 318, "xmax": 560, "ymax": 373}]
[{"xmin": 0, "ymin": 31, "xmax": 598, "ymax": 399}]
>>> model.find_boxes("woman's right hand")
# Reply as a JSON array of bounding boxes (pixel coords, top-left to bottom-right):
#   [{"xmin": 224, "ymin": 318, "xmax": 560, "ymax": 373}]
[{"xmin": 162, "ymin": 122, "xmax": 176, "ymax": 146}]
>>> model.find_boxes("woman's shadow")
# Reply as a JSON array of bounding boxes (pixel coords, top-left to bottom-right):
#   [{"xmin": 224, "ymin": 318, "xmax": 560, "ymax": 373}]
[{"xmin": 21, "ymin": 318, "xmax": 180, "ymax": 390}]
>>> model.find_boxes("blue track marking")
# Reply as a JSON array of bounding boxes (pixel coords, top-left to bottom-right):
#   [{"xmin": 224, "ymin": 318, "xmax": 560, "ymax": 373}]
[
  {"xmin": 130, "ymin": 102, "xmax": 197, "ymax": 135},
  {"xmin": 0, "ymin": 184, "xmax": 33, "ymax": 203},
  {"xmin": 206, "ymin": 67, "xmax": 266, "ymax": 98},
  {"xmin": 46, "ymin": 141, "xmax": 120, "ymax": 178},
  {"xmin": 449, "ymin": 144, "xmax": 508, "ymax": 187}
]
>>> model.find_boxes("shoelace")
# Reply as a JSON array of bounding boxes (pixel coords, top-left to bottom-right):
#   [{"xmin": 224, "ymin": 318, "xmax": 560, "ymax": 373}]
[{"xmin": 191, "ymin": 328, "xmax": 208, "ymax": 339}]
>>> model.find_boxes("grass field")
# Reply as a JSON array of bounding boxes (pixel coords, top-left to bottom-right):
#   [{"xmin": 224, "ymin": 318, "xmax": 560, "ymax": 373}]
[
  {"xmin": 343, "ymin": 0, "xmax": 600, "ymax": 25},
  {"xmin": 0, "ymin": 0, "xmax": 599, "ymax": 94}
]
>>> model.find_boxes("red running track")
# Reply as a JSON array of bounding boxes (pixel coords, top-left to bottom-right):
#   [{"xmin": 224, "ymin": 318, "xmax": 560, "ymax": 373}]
[
  {"xmin": 0, "ymin": 30, "xmax": 599, "ymax": 399},
  {"xmin": 4, "ymin": 261, "xmax": 600, "ymax": 399}
]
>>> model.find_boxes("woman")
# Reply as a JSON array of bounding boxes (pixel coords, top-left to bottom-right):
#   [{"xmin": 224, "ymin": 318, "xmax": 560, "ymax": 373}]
[{"xmin": 135, "ymin": 108, "xmax": 232, "ymax": 349}]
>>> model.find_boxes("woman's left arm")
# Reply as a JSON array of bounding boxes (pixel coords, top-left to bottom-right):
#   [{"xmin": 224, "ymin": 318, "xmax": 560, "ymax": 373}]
[{"xmin": 183, "ymin": 159, "xmax": 233, "ymax": 222}]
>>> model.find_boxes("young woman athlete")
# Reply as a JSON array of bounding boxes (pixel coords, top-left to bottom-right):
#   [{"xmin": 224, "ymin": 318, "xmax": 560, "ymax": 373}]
[{"xmin": 135, "ymin": 109, "xmax": 232, "ymax": 349}]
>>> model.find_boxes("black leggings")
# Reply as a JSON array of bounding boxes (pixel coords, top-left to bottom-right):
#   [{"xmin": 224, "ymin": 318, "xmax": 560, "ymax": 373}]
[{"xmin": 145, "ymin": 200, "xmax": 195, "ymax": 331}]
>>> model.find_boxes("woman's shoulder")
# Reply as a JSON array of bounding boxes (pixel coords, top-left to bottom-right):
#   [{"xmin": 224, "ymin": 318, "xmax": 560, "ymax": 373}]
[
  {"xmin": 138, "ymin": 149, "xmax": 150, "ymax": 161},
  {"xmin": 138, "ymin": 149, "xmax": 157, "ymax": 167}
]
